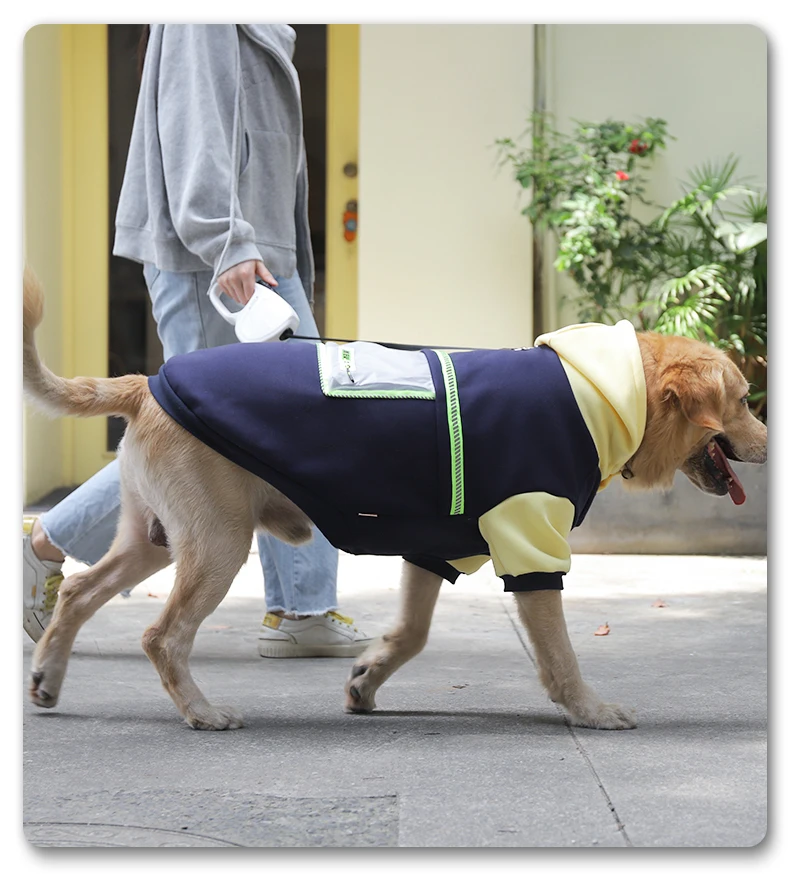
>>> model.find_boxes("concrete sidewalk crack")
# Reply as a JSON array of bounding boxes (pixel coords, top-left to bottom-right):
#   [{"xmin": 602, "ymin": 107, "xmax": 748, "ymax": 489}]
[{"xmin": 503, "ymin": 600, "xmax": 633, "ymax": 847}]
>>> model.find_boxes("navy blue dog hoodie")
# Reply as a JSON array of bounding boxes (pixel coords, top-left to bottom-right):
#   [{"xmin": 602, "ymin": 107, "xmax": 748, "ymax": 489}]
[{"xmin": 148, "ymin": 321, "xmax": 646, "ymax": 592}]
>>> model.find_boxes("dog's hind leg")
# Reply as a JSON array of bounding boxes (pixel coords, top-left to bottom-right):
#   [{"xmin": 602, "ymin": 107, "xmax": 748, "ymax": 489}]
[
  {"xmin": 344, "ymin": 561, "xmax": 442, "ymax": 713},
  {"xmin": 29, "ymin": 497, "xmax": 171, "ymax": 710},
  {"xmin": 140, "ymin": 523, "xmax": 252, "ymax": 730},
  {"xmin": 513, "ymin": 590, "xmax": 636, "ymax": 730}
]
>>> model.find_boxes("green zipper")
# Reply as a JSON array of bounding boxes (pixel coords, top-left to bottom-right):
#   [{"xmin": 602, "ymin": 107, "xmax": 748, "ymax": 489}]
[{"xmin": 434, "ymin": 350, "xmax": 465, "ymax": 515}]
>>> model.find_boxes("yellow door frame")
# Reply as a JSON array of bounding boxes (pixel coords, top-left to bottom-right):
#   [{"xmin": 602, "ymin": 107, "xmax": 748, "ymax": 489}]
[
  {"xmin": 61, "ymin": 24, "xmax": 111, "ymax": 483},
  {"xmin": 325, "ymin": 25, "xmax": 359, "ymax": 340}
]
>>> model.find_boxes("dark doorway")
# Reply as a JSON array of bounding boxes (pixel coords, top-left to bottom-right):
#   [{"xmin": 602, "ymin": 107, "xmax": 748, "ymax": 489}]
[
  {"xmin": 106, "ymin": 24, "xmax": 328, "ymax": 451},
  {"xmin": 293, "ymin": 24, "xmax": 328, "ymax": 333},
  {"xmin": 107, "ymin": 24, "xmax": 156, "ymax": 451}
]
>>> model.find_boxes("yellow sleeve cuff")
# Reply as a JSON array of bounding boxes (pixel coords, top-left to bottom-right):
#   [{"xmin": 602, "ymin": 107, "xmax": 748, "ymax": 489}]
[{"xmin": 478, "ymin": 492, "xmax": 574, "ymax": 578}]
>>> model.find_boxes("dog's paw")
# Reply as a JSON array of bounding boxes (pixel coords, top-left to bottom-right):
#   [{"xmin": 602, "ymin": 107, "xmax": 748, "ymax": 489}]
[
  {"xmin": 569, "ymin": 702, "xmax": 637, "ymax": 731},
  {"xmin": 184, "ymin": 703, "xmax": 244, "ymax": 731},
  {"xmin": 29, "ymin": 668, "xmax": 62, "ymax": 709},
  {"xmin": 344, "ymin": 663, "xmax": 376, "ymax": 713}
]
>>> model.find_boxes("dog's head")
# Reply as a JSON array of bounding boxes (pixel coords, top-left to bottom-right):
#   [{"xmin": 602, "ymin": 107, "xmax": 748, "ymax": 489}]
[{"xmin": 628, "ymin": 333, "xmax": 767, "ymax": 503}]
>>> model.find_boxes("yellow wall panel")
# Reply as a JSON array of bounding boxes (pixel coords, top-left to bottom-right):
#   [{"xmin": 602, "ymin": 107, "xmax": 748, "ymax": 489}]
[
  {"xmin": 325, "ymin": 25, "xmax": 359, "ymax": 340},
  {"xmin": 23, "ymin": 24, "xmax": 67, "ymax": 503}
]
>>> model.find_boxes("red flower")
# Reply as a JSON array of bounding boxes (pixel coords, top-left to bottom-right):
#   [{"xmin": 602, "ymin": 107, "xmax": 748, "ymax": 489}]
[
  {"xmin": 615, "ymin": 170, "xmax": 629, "ymax": 181},
  {"xmin": 629, "ymin": 139, "xmax": 648, "ymax": 155}
]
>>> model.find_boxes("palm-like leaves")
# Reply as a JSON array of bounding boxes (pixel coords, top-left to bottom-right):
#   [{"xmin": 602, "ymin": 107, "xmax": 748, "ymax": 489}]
[
  {"xmin": 658, "ymin": 264, "xmax": 729, "ymax": 307},
  {"xmin": 652, "ymin": 158, "xmax": 767, "ymax": 416}
]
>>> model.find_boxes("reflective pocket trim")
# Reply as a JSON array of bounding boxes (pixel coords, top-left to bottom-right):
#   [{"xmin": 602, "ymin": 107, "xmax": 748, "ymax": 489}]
[
  {"xmin": 434, "ymin": 350, "xmax": 465, "ymax": 516},
  {"xmin": 317, "ymin": 342, "xmax": 436, "ymax": 399}
]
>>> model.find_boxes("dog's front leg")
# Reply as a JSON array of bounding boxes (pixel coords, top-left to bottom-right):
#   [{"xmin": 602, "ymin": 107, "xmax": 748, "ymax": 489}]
[
  {"xmin": 513, "ymin": 590, "xmax": 636, "ymax": 730},
  {"xmin": 344, "ymin": 561, "xmax": 442, "ymax": 713}
]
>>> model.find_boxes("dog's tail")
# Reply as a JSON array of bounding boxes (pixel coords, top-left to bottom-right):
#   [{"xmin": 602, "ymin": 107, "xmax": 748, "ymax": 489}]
[{"xmin": 23, "ymin": 266, "xmax": 148, "ymax": 420}]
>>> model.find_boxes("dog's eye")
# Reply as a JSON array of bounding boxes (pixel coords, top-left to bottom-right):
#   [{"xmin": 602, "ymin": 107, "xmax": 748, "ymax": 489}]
[{"xmin": 741, "ymin": 395, "xmax": 750, "ymax": 406}]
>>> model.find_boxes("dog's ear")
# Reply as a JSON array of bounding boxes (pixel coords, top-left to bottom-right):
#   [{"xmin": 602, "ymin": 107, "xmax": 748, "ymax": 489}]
[{"xmin": 663, "ymin": 362, "xmax": 725, "ymax": 433}]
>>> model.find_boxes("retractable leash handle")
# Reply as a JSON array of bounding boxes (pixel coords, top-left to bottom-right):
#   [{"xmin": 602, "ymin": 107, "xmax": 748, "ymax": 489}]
[{"xmin": 208, "ymin": 277, "xmax": 300, "ymax": 343}]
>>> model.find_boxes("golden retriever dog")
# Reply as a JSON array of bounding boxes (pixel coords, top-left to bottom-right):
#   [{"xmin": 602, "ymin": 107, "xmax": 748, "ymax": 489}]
[{"xmin": 22, "ymin": 268, "xmax": 767, "ymax": 731}]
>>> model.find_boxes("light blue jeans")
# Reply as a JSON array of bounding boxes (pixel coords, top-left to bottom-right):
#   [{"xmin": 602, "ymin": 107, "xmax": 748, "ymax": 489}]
[{"xmin": 39, "ymin": 267, "xmax": 339, "ymax": 616}]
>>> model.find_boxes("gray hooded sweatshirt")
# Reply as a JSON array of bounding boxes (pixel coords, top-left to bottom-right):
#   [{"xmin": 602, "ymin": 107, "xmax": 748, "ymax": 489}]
[{"xmin": 113, "ymin": 24, "xmax": 314, "ymax": 301}]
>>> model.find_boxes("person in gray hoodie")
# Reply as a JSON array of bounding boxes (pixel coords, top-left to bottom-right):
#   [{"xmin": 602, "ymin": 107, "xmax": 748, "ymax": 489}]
[{"xmin": 23, "ymin": 24, "xmax": 373, "ymax": 658}]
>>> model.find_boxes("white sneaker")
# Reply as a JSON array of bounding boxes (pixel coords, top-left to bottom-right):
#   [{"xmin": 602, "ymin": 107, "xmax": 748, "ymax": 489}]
[
  {"xmin": 258, "ymin": 610, "xmax": 374, "ymax": 658},
  {"xmin": 23, "ymin": 517, "xmax": 64, "ymax": 643}
]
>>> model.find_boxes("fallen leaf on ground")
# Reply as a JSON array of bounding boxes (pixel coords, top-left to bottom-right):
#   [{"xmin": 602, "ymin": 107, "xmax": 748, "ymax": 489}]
[
  {"xmin": 451, "ymin": 684, "xmax": 469, "ymax": 689},
  {"xmin": 651, "ymin": 599, "xmax": 668, "ymax": 608},
  {"xmin": 594, "ymin": 623, "xmax": 610, "ymax": 636}
]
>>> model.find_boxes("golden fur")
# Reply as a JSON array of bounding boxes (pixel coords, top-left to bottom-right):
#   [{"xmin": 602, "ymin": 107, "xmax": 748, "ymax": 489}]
[
  {"xmin": 630, "ymin": 332, "xmax": 766, "ymax": 493},
  {"xmin": 22, "ymin": 268, "xmax": 767, "ymax": 731}
]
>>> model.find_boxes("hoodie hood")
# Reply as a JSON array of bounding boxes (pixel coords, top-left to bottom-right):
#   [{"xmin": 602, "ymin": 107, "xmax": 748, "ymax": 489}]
[{"xmin": 536, "ymin": 320, "xmax": 647, "ymax": 488}]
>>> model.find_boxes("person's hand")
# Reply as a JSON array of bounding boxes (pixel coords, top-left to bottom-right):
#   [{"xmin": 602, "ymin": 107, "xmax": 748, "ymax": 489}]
[{"xmin": 217, "ymin": 259, "xmax": 278, "ymax": 306}]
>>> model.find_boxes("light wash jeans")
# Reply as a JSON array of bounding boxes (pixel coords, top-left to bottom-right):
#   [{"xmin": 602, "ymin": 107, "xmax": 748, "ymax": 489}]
[{"xmin": 40, "ymin": 267, "xmax": 339, "ymax": 616}]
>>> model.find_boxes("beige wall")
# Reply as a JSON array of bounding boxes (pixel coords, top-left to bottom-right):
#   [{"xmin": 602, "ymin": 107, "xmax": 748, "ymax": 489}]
[
  {"xmin": 358, "ymin": 24, "xmax": 534, "ymax": 348},
  {"xmin": 23, "ymin": 25, "xmax": 66, "ymax": 504},
  {"xmin": 357, "ymin": 24, "xmax": 767, "ymax": 343},
  {"xmin": 547, "ymin": 23, "xmax": 768, "ymax": 328}
]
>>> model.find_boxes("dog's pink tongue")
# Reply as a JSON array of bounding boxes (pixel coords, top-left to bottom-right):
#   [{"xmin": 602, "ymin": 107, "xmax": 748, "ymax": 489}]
[
  {"xmin": 727, "ymin": 468, "xmax": 747, "ymax": 505},
  {"xmin": 711, "ymin": 441, "xmax": 746, "ymax": 505}
]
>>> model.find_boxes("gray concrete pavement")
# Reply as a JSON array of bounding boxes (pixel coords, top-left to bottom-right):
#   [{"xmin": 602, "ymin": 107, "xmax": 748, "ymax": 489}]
[{"xmin": 22, "ymin": 551, "xmax": 767, "ymax": 848}]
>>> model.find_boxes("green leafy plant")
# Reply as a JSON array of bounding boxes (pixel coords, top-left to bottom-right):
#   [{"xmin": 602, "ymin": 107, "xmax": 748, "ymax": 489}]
[
  {"xmin": 650, "ymin": 161, "xmax": 767, "ymax": 416},
  {"xmin": 496, "ymin": 114, "xmax": 767, "ymax": 420}
]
